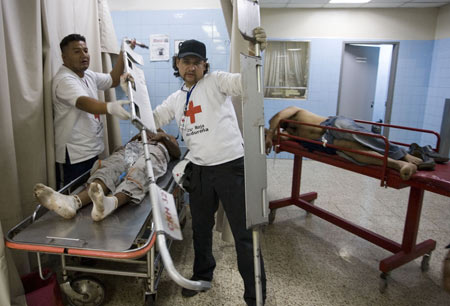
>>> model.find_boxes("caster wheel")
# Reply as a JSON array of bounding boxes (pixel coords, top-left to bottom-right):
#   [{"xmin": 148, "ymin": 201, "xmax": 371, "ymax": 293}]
[
  {"xmin": 379, "ymin": 272, "xmax": 389, "ymax": 293},
  {"xmin": 421, "ymin": 254, "xmax": 431, "ymax": 272},
  {"xmin": 268, "ymin": 209, "xmax": 277, "ymax": 224},
  {"xmin": 306, "ymin": 200, "xmax": 315, "ymax": 215},
  {"xmin": 66, "ymin": 276, "xmax": 105, "ymax": 306}
]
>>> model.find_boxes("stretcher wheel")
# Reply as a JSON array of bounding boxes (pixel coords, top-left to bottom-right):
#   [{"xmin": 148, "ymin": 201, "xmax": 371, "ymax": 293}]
[
  {"xmin": 305, "ymin": 200, "xmax": 315, "ymax": 216},
  {"xmin": 421, "ymin": 253, "xmax": 431, "ymax": 272},
  {"xmin": 268, "ymin": 209, "xmax": 277, "ymax": 224},
  {"xmin": 379, "ymin": 272, "xmax": 390, "ymax": 293},
  {"xmin": 66, "ymin": 276, "xmax": 105, "ymax": 306}
]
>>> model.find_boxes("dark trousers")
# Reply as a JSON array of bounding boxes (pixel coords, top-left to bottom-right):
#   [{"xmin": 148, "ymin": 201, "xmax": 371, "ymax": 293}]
[
  {"xmin": 189, "ymin": 157, "xmax": 266, "ymax": 305},
  {"xmin": 60, "ymin": 149, "xmax": 98, "ymax": 187}
]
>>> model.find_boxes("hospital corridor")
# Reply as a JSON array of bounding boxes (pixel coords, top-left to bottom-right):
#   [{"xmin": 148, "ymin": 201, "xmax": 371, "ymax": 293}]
[{"xmin": 1, "ymin": 0, "xmax": 450, "ymax": 306}]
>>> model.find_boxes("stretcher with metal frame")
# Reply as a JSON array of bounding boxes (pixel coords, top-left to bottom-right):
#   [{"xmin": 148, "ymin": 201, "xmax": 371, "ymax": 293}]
[
  {"xmin": 5, "ymin": 158, "xmax": 185, "ymax": 306},
  {"xmin": 268, "ymin": 119, "xmax": 450, "ymax": 292}
]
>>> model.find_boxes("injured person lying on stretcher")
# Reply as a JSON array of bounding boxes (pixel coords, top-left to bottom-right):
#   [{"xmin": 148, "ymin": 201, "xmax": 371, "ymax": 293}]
[
  {"xmin": 34, "ymin": 130, "xmax": 180, "ymax": 221},
  {"xmin": 265, "ymin": 106, "xmax": 448, "ymax": 181}
]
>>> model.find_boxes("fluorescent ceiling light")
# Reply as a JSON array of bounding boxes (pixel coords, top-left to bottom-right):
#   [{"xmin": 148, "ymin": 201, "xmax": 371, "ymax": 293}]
[{"xmin": 329, "ymin": 0, "xmax": 371, "ymax": 3}]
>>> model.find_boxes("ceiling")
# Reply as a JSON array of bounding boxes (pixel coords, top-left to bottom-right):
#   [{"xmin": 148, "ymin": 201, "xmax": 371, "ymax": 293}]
[{"xmin": 260, "ymin": 0, "xmax": 450, "ymax": 8}]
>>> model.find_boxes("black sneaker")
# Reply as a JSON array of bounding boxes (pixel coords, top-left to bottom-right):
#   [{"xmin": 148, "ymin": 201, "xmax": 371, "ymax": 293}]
[
  {"xmin": 181, "ymin": 287, "xmax": 200, "ymax": 297},
  {"xmin": 422, "ymin": 145, "xmax": 449, "ymax": 163},
  {"xmin": 181, "ymin": 277, "xmax": 210, "ymax": 298},
  {"xmin": 408, "ymin": 143, "xmax": 435, "ymax": 171}
]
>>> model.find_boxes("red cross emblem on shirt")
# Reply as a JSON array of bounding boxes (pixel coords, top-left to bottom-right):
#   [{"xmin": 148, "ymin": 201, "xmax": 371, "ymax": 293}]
[{"xmin": 185, "ymin": 101, "xmax": 202, "ymax": 123}]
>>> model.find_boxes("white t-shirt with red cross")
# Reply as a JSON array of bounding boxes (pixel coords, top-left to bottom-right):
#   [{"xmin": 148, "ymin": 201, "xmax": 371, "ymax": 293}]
[
  {"xmin": 53, "ymin": 65, "xmax": 112, "ymax": 164},
  {"xmin": 153, "ymin": 71, "xmax": 244, "ymax": 166}
]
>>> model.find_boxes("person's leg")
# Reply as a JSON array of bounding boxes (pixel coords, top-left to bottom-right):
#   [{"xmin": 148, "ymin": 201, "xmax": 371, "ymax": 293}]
[
  {"xmin": 184, "ymin": 164, "xmax": 218, "ymax": 293},
  {"xmin": 87, "ymin": 148, "xmax": 128, "ymax": 195},
  {"xmin": 88, "ymin": 182, "xmax": 130, "ymax": 221},
  {"xmin": 444, "ymin": 245, "xmax": 450, "ymax": 292},
  {"xmin": 88, "ymin": 152, "xmax": 163, "ymax": 221},
  {"xmin": 328, "ymin": 117, "xmax": 412, "ymax": 161},
  {"xmin": 333, "ymin": 139, "xmax": 417, "ymax": 180},
  {"xmin": 34, "ymin": 183, "xmax": 85, "ymax": 219},
  {"xmin": 214, "ymin": 157, "xmax": 266, "ymax": 306},
  {"xmin": 34, "ymin": 176, "xmax": 112, "ymax": 219}
]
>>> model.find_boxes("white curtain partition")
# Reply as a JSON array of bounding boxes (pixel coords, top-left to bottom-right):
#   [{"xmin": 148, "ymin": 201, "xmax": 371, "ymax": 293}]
[
  {"xmin": 0, "ymin": 0, "xmax": 120, "ymax": 304},
  {"xmin": 263, "ymin": 41, "xmax": 307, "ymax": 98}
]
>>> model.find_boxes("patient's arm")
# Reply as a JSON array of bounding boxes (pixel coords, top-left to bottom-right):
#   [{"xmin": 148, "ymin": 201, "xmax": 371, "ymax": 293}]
[
  {"xmin": 268, "ymin": 106, "xmax": 302, "ymax": 133},
  {"xmin": 265, "ymin": 106, "xmax": 302, "ymax": 154}
]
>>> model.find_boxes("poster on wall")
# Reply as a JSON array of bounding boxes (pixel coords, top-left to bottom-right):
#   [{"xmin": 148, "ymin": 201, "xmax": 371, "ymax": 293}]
[{"xmin": 150, "ymin": 34, "xmax": 169, "ymax": 61}]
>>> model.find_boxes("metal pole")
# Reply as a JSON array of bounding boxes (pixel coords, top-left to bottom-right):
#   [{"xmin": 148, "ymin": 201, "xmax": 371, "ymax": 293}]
[
  {"xmin": 122, "ymin": 40, "xmax": 210, "ymax": 292},
  {"xmin": 140, "ymin": 128, "xmax": 210, "ymax": 291},
  {"xmin": 254, "ymin": 41, "xmax": 263, "ymax": 306},
  {"xmin": 253, "ymin": 228, "xmax": 263, "ymax": 305}
]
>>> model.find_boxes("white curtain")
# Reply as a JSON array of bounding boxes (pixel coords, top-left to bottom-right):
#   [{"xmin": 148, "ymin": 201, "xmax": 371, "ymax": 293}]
[
  {"xmin": 0, "ymin": 0, "xmax": 120, "ymax": 304},
  {"xmin": 264, "ymin": 41, "xmax": 308, "ymax": 98}
]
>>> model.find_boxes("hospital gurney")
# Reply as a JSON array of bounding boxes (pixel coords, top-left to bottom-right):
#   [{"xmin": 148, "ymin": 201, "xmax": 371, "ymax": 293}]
[
  {"xmin": 268, "ymin": 119, "xmax": 450, "ymax": 292},
  {"xmin": 5, "ymin": 158, "xmax": 186, "ymax": 306}
]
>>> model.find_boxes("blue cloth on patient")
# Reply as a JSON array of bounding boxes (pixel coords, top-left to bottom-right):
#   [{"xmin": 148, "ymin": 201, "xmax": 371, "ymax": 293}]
[{"xmin": 320, "ymin": 116, "xmax": 407, "ymax": 160}]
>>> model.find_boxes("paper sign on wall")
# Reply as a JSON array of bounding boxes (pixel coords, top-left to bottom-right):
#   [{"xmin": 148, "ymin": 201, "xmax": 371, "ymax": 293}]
[{"xmin": 150, "ymin": 34, "xmax": 169, "ymax": 61}]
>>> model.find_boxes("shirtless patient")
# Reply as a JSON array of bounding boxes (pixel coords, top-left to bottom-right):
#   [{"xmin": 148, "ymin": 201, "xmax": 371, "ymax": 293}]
[{"xmin": 265, "ymin": 106, "xmax": 423, "ymax": 180}]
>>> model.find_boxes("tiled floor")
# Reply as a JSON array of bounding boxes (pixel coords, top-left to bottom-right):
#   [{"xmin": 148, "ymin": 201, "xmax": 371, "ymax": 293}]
[{"xmin": 70, "ymin": 159, "xmax": 449, "ymax": 306}]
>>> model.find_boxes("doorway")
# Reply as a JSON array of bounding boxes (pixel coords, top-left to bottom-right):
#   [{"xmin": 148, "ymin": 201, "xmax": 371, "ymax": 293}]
[{"xmin": 337, "ymin": 42, "xmax": 399, "ymax": 137}]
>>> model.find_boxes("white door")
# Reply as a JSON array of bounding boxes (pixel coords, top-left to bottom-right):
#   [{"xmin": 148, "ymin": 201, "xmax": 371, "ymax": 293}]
[{"xmin": 338, "ymin": 44, "xmax": 380, "ymax": 121}]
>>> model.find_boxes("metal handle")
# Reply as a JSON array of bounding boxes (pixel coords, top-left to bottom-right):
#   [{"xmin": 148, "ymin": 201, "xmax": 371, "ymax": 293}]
[{"xmin": 141, "ymin": 129, "xmax": 211, "ymax": 291}]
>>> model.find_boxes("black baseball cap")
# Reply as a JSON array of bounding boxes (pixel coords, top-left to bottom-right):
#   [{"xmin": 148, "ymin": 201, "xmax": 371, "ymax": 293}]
[{"xmin": 178, "ymin": 40, "xmax": 207, "ymax": 61}]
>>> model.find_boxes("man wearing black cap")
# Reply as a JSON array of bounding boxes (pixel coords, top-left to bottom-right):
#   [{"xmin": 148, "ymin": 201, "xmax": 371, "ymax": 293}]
[{"xmin": 151, "ymin": 28, "xmax": 267, "ymax": 306}]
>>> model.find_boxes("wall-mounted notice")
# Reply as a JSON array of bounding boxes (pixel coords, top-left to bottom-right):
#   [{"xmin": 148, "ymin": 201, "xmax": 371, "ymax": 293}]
[{"xmin": 150, "ymin": 34, "xmax": 169, "ymax": 61}]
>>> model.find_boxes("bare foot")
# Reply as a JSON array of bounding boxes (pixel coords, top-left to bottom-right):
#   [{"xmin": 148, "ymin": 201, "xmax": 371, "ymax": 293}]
[
  {"xmin": 404, "ymin": 153, "xmax": 422, "ymax": 165},
  {"xmin": 33, "ymin": 183, "xmax": 80, "ymax": 219},
  {"xmin": 399, "ymin": 163, "xmax": 417, "ymax": 180}
]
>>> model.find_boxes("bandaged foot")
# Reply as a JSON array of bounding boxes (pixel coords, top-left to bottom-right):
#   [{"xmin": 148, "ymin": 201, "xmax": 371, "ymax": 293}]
[
  {"xmin": 399, "ymin": 163, "xmax": 417, "ymax": 180},
  {"xmin": 33, "ymin": 183, "xmax": 81, "ymax": 219},
  {"xmin": 88, "ymin": 182, "xmax": 118, "ymax": 221}
]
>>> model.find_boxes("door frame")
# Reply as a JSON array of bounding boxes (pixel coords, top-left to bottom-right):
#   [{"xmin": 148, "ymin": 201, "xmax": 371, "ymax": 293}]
[{"xmin": 336, "ymin": 41, "xmax": 400, "ymax": 138}]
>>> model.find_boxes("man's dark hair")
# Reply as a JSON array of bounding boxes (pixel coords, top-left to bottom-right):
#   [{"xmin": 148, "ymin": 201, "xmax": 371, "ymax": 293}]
[
  {"xmin": 60, "ymin": 34, "xmax": 86, "ymax": 52},
  {"xmin": 171, "ymin": 55, "xmax": 210, "ymax": 78}
]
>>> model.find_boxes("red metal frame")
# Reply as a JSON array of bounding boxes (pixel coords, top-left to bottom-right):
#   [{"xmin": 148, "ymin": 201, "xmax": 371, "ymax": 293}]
[
  {"xmin": 5, "ymin": 232, "xmax": 157, "ymax": 260},
  {"xmin": 269, "ymin": 120, "xmax": 449, "ymax": 274}
]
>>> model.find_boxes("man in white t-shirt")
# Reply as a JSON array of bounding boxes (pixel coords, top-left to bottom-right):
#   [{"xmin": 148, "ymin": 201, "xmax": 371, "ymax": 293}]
[
  {"xmin": 53, "ymin": 33, "xmax": 130, "ymax": 186},
  {"xmin": 150, "ymin": 28, "xmax": 267, "ymax": 306}
]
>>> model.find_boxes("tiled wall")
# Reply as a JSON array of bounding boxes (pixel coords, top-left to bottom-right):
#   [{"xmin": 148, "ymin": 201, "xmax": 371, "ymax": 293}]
[
  {"xmin": 422, "ymin": 38, "xmax": 450, "ymax": 149},
  {"xmin": 111, "ymin": 9, "xmax": 230, "ymax": 146},
  {"xmin": 389, "ymin": 40, "xmax": 434, "ymax": 146},
  {"xmin": 111, "ymin": 9, "xmax": 449, "ymax": 158}
]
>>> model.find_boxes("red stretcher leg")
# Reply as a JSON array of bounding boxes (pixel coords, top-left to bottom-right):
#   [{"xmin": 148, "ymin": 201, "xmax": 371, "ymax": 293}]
[
  {"xmin": 268, "ymin": 154, "xmax": 437, "ymax": 275},
  {"xmin": 269, "ymin": 155, "xmax": 318, "ymax": 210},
  {"xmin": 379, "ymin": 186, "xmax": 436, "ymax": 273}
]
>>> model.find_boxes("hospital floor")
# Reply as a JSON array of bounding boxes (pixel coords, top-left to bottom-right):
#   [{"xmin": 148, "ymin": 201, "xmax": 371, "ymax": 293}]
[{"xmin": 67, "ymin": 159, "xmax": 450, "ymax": 306}]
